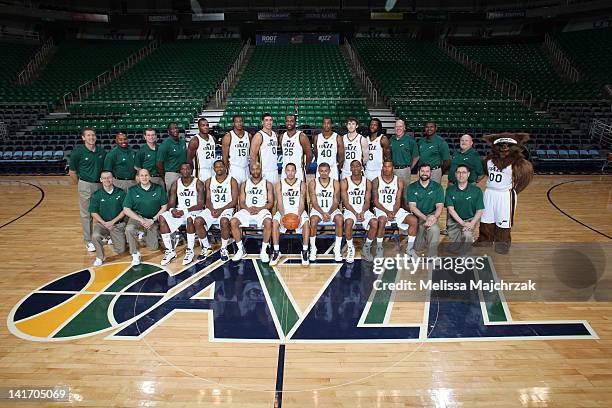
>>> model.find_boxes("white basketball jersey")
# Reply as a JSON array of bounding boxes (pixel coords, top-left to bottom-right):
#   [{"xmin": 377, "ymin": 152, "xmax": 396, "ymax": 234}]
[
  {"xmin": 195, "ymin": 134, "xmax": 216, "ymax": 178},
  {"xmin": 368, "ymin": 135, "xmax": 384, "ymax": 172},
  {"xmin": 486, "ymin": 160, "xmax": 513, "ymax": 191},
  {"xmin": 281, "ymin": 178, "xmax": 301, "ymax": 214},
  {"xmin": 229, "ymin": 130, "xmax": 249, "ymax": 168},
  {"xmin": 346, "ymin": 176, "xmax": 366, "ymax": 213},
  {"xmin": 315, "ymin": 178, "xmax": 335, "ymax": 212},
  {"xmin": 281, "ymin": 131, "xmax": 304, "ymax": 170},
  {"xmin": 316, "ymin": 132, "xmax": 338, "ymax": 168},
  {"xmin": 210, "ymin": 175, "xmax": 233, "ymax": 209},
  {"xmin": 258, "ymin": 130, "xmax": 278, "ymax": 173},
  {"xmin": 245, "ymin": 178, "xmax": 267, "ymax": 207},
  {"xmin": 342, "ymin": 133, "xmax": 364, "ymax": 174},
  {"xmin": 177, "ymin": 178, "xmax": 198, "ymax": 210},
  {"xmin": 377, "ymin": 175, "xmax": 398, "ymax": 212}
]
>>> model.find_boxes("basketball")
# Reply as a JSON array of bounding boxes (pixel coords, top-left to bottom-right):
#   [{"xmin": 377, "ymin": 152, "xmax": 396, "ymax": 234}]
[{"xmin": 282, "ymin": 213, "xmax": 300, "ymax": 230}]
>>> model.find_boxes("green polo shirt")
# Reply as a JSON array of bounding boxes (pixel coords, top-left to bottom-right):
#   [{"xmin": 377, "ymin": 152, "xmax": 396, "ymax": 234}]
[
  {"xmin": 418, "ymin": 134, "xmax": 450, "ymax": 168},
  {"xmin": 448, "ymin": 148, "xmax": 484, "ymax": 184},
  {"xmin": 89, "ymin": 187, "xmax": 126, "ymax": 222},
  {"xmin": 104, "ymin": 145, "xmax": 136, "ymax": 179},
  {"xmin": 406, "ymin": 179, "xmax": 445, "ymax": 215},
  {"xmin": 157, "ymin": 136, "xmax": 187, "ymax": 173},
  {"xmin": 444, "ymin": 183, "xmax": 484, "ymax": 220},
  {"xmin": 134, "ymin": 144, "xmax": 159, "ymax": 177},
  {"xmin": 390, "ymin": 133, "xmax": 419, "ymax": 167},
  {"xmin": 68, "ymin": 145, "xmax": 106, "ymax": 182},
  {"xmin": 123, "ymin": 183, "xmax": 167, "ymax": 219}
]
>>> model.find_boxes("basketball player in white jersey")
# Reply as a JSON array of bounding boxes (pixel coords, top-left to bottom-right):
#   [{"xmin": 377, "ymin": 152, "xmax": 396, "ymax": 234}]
[
  {"xmin": 341, "ymin": 160, "xmax": 378, "ymax": 263},
  {"xmin": 308, "ymin": 162, "xmax": 344, "ymax": 262},
  {"xmin": 372, "ymin": 159, "xmax": 418, "ymax": 258},
  {"xmin": 280, "ymin": 114, "xmax": 312, "ymax": 181},
  {"xmin": 230, "ymin": 162, "xmax": 274, "ymax": 262},
  {"xmin": 187, "ymin": 118, "xmax": 216, "ymax": 182},
  {"xmin": 194, "ymin": 160, "xmax": 239, "ymax": 262},
  {"xmin": 365, "ymin": 118, "xmax": 391, "ymax": 181},
  {"xmin": 313, "ymin": 117, "xmax": 344, "ymax": 180},
  {"xmin": 250, "ymin": 112, "xmax": 279, "ymax": 185},
  {"xmin": 271, "ymin": 163, "xmax": 310, "ymax": 267},
  {"xmin": 158, "ymin": 162, "xmax": 206, "ymax": 266},
  {"xmin": 341, "ymin": 117, "xmax": 369, "ymax": 179},
  {"xmin": 221, "ymin": 115, "xmax": 250, "ymax": 185}
]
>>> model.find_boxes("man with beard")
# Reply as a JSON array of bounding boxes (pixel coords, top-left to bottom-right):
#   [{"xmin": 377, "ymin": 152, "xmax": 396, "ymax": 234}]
[
  {"xmin": 365, "ymin": 118, "xmax": 391, "ymax": 181},
  {"xmin": 187, "ymin": 118, "xmax": 216, "ymax": 182},
  {"xmin": 135, "ymin": 128, "xmax": 164, "ymax": 188},
  {"xmin": 407, "ymin": 164, "xmax": 445, "ymax": 257},
  {"xmin": 158, "ymin": 162, "xmax": 205, "ymax": 266},
  {"xmin": 156, "ymin": 122, "xmax": 187, "ymax": 192},
  {"xmin": 313, "ymin": 117, "xmax": 344, "ymax": 180},
  {"xmin": 280, "ymin": 114, "xmax": 312, "ymax": 181},
  {"xmin": 103, "ymin": 131, "xmax": 136, "ymax": 191},
  {"xmin": 417, "ymin": 121, "xmax": 450, "ymax": 185},
  {"xmin": 340, "ymin": 117, "xmax": 369, "ymax": 180},
  {"xmin": 221, "ymin": 115, "xmax": 250, "ymax": 185},
  {"xmin": 250, "ymin": 113, "xmax": 279, "ymax": 185},
  {"xmin": 230, "ymin": 162, "xmax": 274, "ymax": 262},
  {"xmin": 372, "ymin": 160, "xmax": 418, "ymax": 258}
]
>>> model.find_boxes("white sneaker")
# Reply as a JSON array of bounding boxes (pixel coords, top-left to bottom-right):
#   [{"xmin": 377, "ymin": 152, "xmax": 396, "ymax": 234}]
[
  {"xmin": 137, "ymin": 231, "xmax": 145, "ymax": 241},
  {"xmin": 131, "ymin": 253, "xmax": 141, "ymax": 266},
  {"xmin": 346, "ymin": 246, "xmax": 355, "ymax": 263},
  {"xmin": 334, "ymin": 247, "xmax": 343, "ymax": 262},
  {"xmin": 93, "ymin": 257, "xmax": 104, "ymax": 266},
  {"xmin": 232, "ymin": 247, "xmax": 246, "ymax": 262},
  {"xmin": 86, "ymin": 242, "xmax": 95, "ymax": 252},
  {"xmin": 361, "ymin": 244, "xmax": 373, "ymax": 262},
  {"xmin": 160, "ymin": 249, "xmax": 176, "ymax": 266},
  {"xmin": 375, "ymin": 245, "xmax": 384, "ymax": 259},
  {"xmin": 182, "ymin": 248, "xmax": 194, "ymax": 265},
  {"xmin": 260, "ymin": 248, "xmax": 270, "ymax": 263},
  {"xmin": 309, "ymin": 247, "xmax": 317, "ymax": 261},
  {"xmin": 220, "ymin": 248, "xmax": 229, "ymax": 261}
]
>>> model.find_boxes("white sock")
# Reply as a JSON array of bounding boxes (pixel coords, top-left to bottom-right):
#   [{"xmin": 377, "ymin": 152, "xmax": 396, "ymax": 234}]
[
  {"xmin": 407, "ymin": 235, "xmax": 415, "ymax": 251},
  {"xmin": 199, "ymin": 237, "xmax": 210, "ymax": 248},
  {"xmin": 347, "ymin": 239, "xmax": 354, "ymax": 248},
  {"xmin": 187, "ymin": 233, "xmax": 195, "ymax": 250},
  {"xmin": 334, "ymin": 236, "xmax": 342, "ymax": 250},
  {"xmin": 261, "ymin": 242, "xmax": 268, "ymax": 252},
  {"xmin": 162, "ymin": 233, "xmax": 172, "ymax": 250},
  {"xmin": 236, "ymin": 241, "xmax": 244, "ymax": 251},
  {"xmin": 365, "ymin": 238, "xmax": 373, "ymax": 246},
  {"xmin": 274, "ymin": 244, "xmax": 280, "ymax": 251},
  {"xmin": 221, "ymin": 239, "xmax": 228, "ymax": 249},
  {"xmin": 302, "ymin": 245, "xmax": 308, "ymax": 251},
  {"xmin": 309, "ymin": 237, "xmax": 316, "ymax": 248},
  {"xmin": 376, "ymin": 237, "xmax": 383, "ymax": 246}
]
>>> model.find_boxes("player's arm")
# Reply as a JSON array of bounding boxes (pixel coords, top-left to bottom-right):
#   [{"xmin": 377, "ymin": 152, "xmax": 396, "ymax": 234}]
[
  {"xmin": 190, "ymin": 180, "xmax": 205, "ymax": 212},
  {"xmin": 204, "ymin": 179, "xmax": 213, "ymax": 210},
  {"xmin": 275, "ymin": 182, "xmax": 284, "ymax": 216},
  {"xmin": 186, "ymin": 137, "xmax": 199, "ymax": 164},
  {"xmin": 312, "ymin": 133, "xmax": 318, "ymax": 160},
  {"xmin": 340, "ymin": 179, "xmax": 356, "ymax": 214},
  {"xmin": 300, "ymin": 132, "xmax": 314, "ymax": 166},
  {"xmin": 167, "ymin": 181, "xmax": 178, "ymax": 212},
  {"xmin": 298, "ymin": 181, "xmax": 307, "ymax": 215},
  {"xmin": 361, "ymin": 136, "xmax": 369, "ymax": 164},
  {"xmin": 308, "ymin": 179, "xmax": 323, "ymax": 214},
  {"xmin": 336, "ymin": 134, "xmax": 345, "ymax": 172},
  {"xmin": 238, "ymin": 181, "xmax": 248, "ymax": 210},
  {"xmin": 221, "ymin": 132, "xmax": 231, "ymax": 168},
  {"xmin": 372, "ymin": 178, "xmax": 385, "ymax": 212},
  {"xmin": 329, "ymin": 180, "xmax": 341, "ymax": 213},
  {"xmin": 363, "ymin": 179, "xmax": 372, "ymax": 212},
  {"xmin": 249, "ymin": 132, "xmax": 262, "ymax": 166},
  {"xmin": 264, "ymin": 181, "xmax": 275, "ymax": 212},
  {"xmin": 381, "ymin": 136, "xmax": 392, "ymax": 162},
  {"xmin": 441, "ymin": 140, "xmax": 451, "ymax": 174}
]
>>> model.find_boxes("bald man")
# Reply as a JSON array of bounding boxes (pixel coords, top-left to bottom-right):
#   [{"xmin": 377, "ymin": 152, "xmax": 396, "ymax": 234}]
[
  {"xmin": 390, "ymin": 119, "xmax": 419, "ymax": 188},
  {"xmin": 448, "ymin": 134, "xmax": 484, "ymax": 185}
]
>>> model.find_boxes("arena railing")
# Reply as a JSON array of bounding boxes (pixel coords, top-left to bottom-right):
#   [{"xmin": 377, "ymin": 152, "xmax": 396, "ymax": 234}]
[
  {"xmin": 589, "ymin": 118, "xmax": 612, "ymax": 148},
  {"xmin": 214, "ymin": 39, "xmax": 251, "ymax": 107},
  {"xmin": 543, "ymin": 34, "xmax": 581, "ymax": 83},
  {"xmin": 344, "ymin": 41, "xmax": 379, "ymax": 106},
  {"xmin": 16, "ymin": 37, "xmax": 54, "ymax": 85}
]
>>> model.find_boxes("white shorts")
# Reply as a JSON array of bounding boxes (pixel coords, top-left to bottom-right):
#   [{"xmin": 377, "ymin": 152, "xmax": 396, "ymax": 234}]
[
  {"xmin": 273, "ymin": 211, "xmax": 309, "ymax": 233},
  {"xmin": 309, "ymin": 208, "xmax": 342, "ymax": 222},
  {"xmin": 343, "ymin": 209, "xmax": 375, "ymax": 230},
  {"xmin": 374, "ymin": 207, "xmax": 411, "ymax": 230},
  {"xmin": 481, "ymin": 188, "xmax": 516, "ymax": 229},
  {"xmin": 160, "ymin": 209, "xmax": 199, "ymax": 233},
  {"xmin": 232, "ymin": 208, "xmax": 272, "ymax": 228},
  {"xmin": 262, "ymin": 169, "xmax": 279, "ymax": 185},
  {"xmin": 197, "ymin": 208, "xmax": 235, "ymax": 228},
  {"xmin": 229, "ymin": 164, "xmax": 249, "ymax": 185},
  {"xmin": 365, "ymin": 168, "xmax": 381, "ymax": 181},
  {"xmin": 195, "ymin": 167, "xmax": 213, "ymax": 183},
  {"xmin": 281, "ymin": 166, "xmax": 306, "ymax": 181},
  {"xmin": 316, "ymin": 166, "xmax": 339, "ymax": 181}
]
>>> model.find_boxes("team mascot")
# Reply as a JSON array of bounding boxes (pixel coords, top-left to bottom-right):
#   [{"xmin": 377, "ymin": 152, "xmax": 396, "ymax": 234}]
[{"xmin": 476, "ymin": 132, "xmax": 533, "ymax": 254}]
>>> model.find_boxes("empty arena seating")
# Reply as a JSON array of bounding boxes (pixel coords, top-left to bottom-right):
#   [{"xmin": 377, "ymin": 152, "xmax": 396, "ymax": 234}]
[
  {"xmin": 219, "ymin": 44, "xmax": 370, "ymax": 129},
  {"xmin": 0, "ymin": 41, "xmax": 36, "ymax": 100}
]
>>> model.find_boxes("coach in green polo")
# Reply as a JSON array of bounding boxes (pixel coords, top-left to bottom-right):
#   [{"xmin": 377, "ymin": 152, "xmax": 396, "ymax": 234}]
[
  {"xmin": 445, "ymin": 164, "xmax": 484, "ymax": 254},
  {"xmin": 407, "ymin": 163, "xmax": 445, "ymax": 256},
  {"xmin": 103, "ymin": 132, "xmax": 136, "ymax": 191},
  {"xmin": 156, "ymin": 122, "xmax": 187, "ymax": 192},
  {"xmin": 418, "ymin": 121, "xmax": 450, "ymax": 185},
  {"xmin": 123, "ymin": 168, "xmax": 168, "ymax": 266},
  {"xmin": 390, "ymin": 119, "xmax": 419, "ymax": 188},
  {"xmin": 90, "ymin": 170, "xmax": 127, "ymax": 266},
  {"xmin": 135, "ymin": 128, "xmax": 164, "ymax": 188},
  {"xmin": 69, "ymin": 127, "xmax": 107, "ymax": 252},
  {"xmin": 448, "ymin": 134, "xmax": 484, "ymax": 185}
]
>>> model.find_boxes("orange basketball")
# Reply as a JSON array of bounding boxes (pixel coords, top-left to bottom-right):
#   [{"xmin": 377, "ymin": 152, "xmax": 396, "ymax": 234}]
[{"xmin": 282, "ymin": 213, "xmax": 300, "ymax": 230}]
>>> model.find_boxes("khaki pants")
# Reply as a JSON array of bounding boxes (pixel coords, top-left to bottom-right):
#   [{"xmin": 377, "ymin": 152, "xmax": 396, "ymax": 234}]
[
  {"xmin": 415, "ymin": 215, "xmax": 440, "ymax": 257},
  {"xmin": 393, "ymin": 167, "xmax": 412, "ymax": 188},
  {"xmin": 113, "ymin": 179, "xmax": 136, "ymax": 192},
  {"xmin": 125, "ymin": 218, "xmax": 160, "ymax": 254},
  {"xmin": 430, "ymin": 167, "xmax": 442, "ymax": 185},
  {"xmin": 150, "ymin": 176, "xmax": 165, "ymax": 190},
  {"xmin": 447, "ymin": 216, "xmax": 474, "ymax": 255},
  {"xmin": 78, "ymin": 180, "xmax": 101, "ymax": 244},
  {"xmin": 92, "ymin": 221, "xmax": 127, "ymax": 260},
  {"xmin": 164, "ymin": 172, "xmax": 180, "ymax": 192}
]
